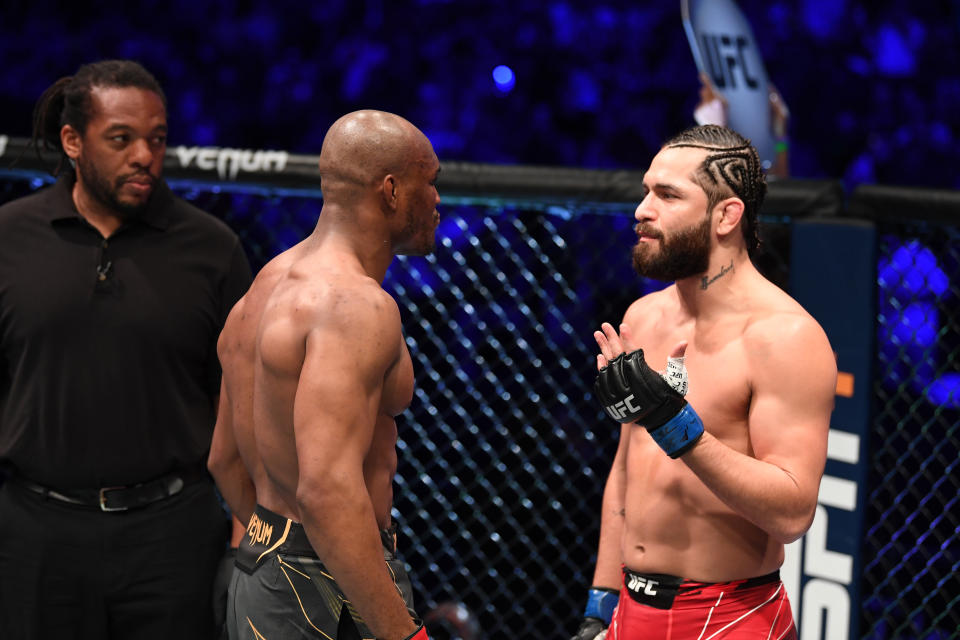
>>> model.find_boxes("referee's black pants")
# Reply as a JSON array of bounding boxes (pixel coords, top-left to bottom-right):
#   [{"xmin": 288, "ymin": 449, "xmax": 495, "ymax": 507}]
[{"xmin": 0, "ymin": 478, "xmax": 230, "ymax": 639}]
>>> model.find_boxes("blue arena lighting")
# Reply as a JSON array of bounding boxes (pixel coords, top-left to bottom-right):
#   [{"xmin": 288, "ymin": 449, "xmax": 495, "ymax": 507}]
[
  {"xmin": 191, "ymin": 123, "xmax": 216, "ymax": 146},
  {"xmin": 930, "ymin": 122, "xmax": 952, "ymax": 146},
  {"xmin": 436, "ymin": 216, "xmax": 466, "ymax": 248},
  {"xmin": 801, "ymin": 0, "xmax": 846, "ymax": 39},
  {"xmin": 878, "ymin": 239, "xmax": 948, "ymax": 299},
  {"xmin": 492, "ymin": 65, "xmax": 516, "ymax": 93},
  {"xmin": 874, "ymin": 23, "xmax": 916, "ymax": 76},
  {"xmin": 891, "ymin": 302, "xmax": 938, "ymax": 350},
  {"xmin": 569, "ymin": 70, "xmax": 599, "ymax": 111},
  {"xmin": 926, "ymin": 373, "xmax": 960, "ymax": 408},
  {"xmin": 437, "ymin": 209, "xmax": 488, "ymax": 252},
  {"xmin": 388, "ymin": 255, "xmax": 442, "ymax": 295},
  {"xmin": 275, "ymin": 227, "xmax": 302, "ymax": 252},
  {"xmin": 876, "ymin": 236, "xmax": 960, "ymax": 410}
]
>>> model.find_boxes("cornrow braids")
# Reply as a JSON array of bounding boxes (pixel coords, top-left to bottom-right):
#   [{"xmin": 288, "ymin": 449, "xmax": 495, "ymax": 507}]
[
  {"xmin": 663, "ymin": 125, "xmax": 767, "ymax": 255},
  {"xmin": 29, "ymin": 59, "xmax": 166, "ymax": 176}
]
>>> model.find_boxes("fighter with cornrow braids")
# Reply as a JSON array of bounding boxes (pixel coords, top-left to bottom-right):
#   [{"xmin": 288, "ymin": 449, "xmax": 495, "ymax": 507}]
[
  {"xmin": 571, "ymin": 125, "xmax": 836, "ymax": 639},
  {"xmin": 664, "ymin": 124, "xmax": 766, "ymax": 256}
]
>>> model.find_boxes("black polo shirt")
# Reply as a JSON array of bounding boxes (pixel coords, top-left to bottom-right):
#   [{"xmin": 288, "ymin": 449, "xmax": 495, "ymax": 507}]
[{"xmin": 0, "ymin": 173, "xmax": 252, "ymax": 488}]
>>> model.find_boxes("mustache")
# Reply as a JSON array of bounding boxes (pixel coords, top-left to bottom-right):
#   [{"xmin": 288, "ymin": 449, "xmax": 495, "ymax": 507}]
[
  {"xmin": 635, "ymin": 224, "xmax": 663, "ymax": 240},
  {"xmin": 119, "ymin": 171, "xmax": 158, "ymax": 186}
]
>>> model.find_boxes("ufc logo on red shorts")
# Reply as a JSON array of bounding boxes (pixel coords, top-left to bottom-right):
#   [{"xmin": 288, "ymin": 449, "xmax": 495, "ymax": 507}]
[{"xmin": 627, "ymin": 574, "xmax": 659, "ymax": 597}]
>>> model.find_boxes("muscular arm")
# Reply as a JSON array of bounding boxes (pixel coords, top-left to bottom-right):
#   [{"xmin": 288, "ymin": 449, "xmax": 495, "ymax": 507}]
[
  {"xmin": 293, "ymin": 287, "xmax": 417, "ymax": 640},
  {"xmin": 682, "ymin": 316, "xmax": 837, "ymax": 543},
  {"xmin": 208, "ymin": 379, "xmax": 257, "ymax": 526},
  {"xmin": 591, "ymin": 422, "xmax": 630, "ymax": 589}
]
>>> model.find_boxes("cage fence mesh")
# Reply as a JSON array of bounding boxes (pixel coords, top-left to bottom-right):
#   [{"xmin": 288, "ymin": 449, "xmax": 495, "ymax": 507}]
[
  {"xmin": 0, "ymin": 174, "xmax": 957, "ymax": 639},
  {"xmin": 864, "ymin": 223, "xmax": 960, "ymax": 640}
]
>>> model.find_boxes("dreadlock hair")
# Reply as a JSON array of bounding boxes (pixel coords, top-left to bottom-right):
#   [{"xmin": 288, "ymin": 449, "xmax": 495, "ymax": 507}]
[
  {"xmin": 30, "ymin": 59, "xmax": 166, "ymax": 175},
  {"xmin": 663, "ymin": 125, "xmax": 767, "ymax": 255}
]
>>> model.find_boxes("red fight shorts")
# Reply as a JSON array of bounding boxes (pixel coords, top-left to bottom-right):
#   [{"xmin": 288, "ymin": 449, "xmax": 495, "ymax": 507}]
[{"xmin": 607, "ymin": 567, "xmax": 797, "ymax": 640}]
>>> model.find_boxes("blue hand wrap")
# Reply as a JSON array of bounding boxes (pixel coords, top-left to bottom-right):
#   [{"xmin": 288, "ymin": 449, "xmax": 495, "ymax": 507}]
[
  {"xmin": 648, "ymin": 404, "xmax": 704, "ymax": 458},
  {"xmin": 583, "ymin": 587, "xmax": 619, "ymax": 624}
]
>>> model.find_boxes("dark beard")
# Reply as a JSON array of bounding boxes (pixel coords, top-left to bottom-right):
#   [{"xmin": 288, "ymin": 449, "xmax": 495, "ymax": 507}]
[
  {"xmin": 632, "ymin": 213, "xmax": 711, "ymax": 282},
  {"xmin": 77, "ymin": 155, "xmax": 154, "ymax": 220}
]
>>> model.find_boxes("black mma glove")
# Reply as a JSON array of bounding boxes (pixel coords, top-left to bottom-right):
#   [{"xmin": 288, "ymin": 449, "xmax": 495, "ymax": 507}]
[
  {"xmin": 570, "ymin": 586, "xmax": 618, "ymax": 640},
  {"xmin": 594, "ymin": 349, "xmax": 704, "ymax": 458},
  {"xmin": 571, "ymin": 617, "xmax": 607, "ymax": 640}
]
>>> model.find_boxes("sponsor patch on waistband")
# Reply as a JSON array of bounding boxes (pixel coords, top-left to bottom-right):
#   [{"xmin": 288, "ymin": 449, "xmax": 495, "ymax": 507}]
[
  {"xmin": 236, "ymin": 506, "xmax": 300, "ymax": 574},
  {"xmin": 622, "ymin": 570, "xmax": 684, "ymax": 610}
]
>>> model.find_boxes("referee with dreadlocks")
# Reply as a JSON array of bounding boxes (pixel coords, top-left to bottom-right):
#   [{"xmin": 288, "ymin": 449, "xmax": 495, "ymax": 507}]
[{"xmin": 0, "ymin": 59, "xmax": 251, "ymax": 638}]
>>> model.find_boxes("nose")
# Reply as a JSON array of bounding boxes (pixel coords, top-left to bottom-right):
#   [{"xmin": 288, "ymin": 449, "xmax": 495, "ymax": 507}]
[
  {"xmin": 128, "ymin": 137, "xmax": 155, "ymax": 168},
  {"xmin": 635, "ymin": 192, "xmax": 655, "ymax": 223}
]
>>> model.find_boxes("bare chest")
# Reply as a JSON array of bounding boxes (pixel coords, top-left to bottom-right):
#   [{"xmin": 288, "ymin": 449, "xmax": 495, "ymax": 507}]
[{"xmin": 632, "ymin": 322, "xmax": 752, "ymax": 444}]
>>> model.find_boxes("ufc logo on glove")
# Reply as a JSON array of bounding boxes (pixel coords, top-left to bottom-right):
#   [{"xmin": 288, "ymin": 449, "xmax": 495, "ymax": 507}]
[
  {"xmin": 594, "ymin": 349, "xmax": 704, "ymax": 458},
  {"xmin": 604, "ymin": 395, "xmax": 643, "ymax": 420}
]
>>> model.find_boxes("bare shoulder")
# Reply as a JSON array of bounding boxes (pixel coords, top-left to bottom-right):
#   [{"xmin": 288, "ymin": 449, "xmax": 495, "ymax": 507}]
[
  {"xmin": 622, "ymin": 285, "xmax": 677, "ymax": 330},
  {"xmin": 220, "ymin": 251, "xmax": 297, "ymax": 349},
  {"xmin": 273, "ymin": 270, "xmax": 403, "ymax": 355},
  {"xmin": 256, "ymin": 268, "xmax": 403, "ymax": 378},
  {"xmin": 744, "ymin": 291, "xmax": 828, "ymax": 347},
  {"xmin": 743, "ymin": 289, "xmax": 836, "ymax": 382}
]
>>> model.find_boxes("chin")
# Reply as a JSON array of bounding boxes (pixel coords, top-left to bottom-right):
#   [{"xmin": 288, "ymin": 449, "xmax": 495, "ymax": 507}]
[
  {"xmin": 414, "ymin": 242, "xmax": 436, "ymax": 257},
  {"xmin": 114, "ymin": 201, "xmax": 149, "ymax": 219},
  {"xmin": 397, "ymin": 243, "xmax": 435, "ymax": 258},
  {"xmin": 121, "ymin": 196, "xmax": 150, "ymax": 209},
  {"xmin": 411, "ymin": 230, "xmax": 438, "ymax": 256}
]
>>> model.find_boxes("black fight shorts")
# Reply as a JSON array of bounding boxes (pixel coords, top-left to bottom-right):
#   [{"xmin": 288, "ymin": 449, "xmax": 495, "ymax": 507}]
[{"xmin": 226, "ymin": 505, "xmax": 418, "ymax": 640}]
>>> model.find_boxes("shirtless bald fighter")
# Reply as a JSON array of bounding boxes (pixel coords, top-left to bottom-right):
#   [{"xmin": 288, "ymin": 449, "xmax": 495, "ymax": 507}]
[
  {"xmin": 572, "ymin": 125, "xmax": 837, "ymax": 639},
  {"xmin": 208, "ymin": 110, "xmax": 440, "ymax": 640}
]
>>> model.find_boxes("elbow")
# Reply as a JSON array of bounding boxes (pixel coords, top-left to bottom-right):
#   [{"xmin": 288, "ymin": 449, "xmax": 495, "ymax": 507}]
[
  {"xmin": 207, "ymin": 449, "xmax": 227, "ymax": 484},
  {"xmin": 205, "ymin": 451, "xmax": 238, "ymax": 512},
  {"xmin": 773, "ymin": 525, "xmax": 806, "ymax": 545},
  {"xmin": 294, "ymin": 473, "xmax": 342, "ymax": 518},
  {"xmin": 206, "ymin": 437, "xmax": 238, "ymax": 485},
  {"xmin": 206, "ymin": 424, "xmax": 234, "ymax": 481},
  {"xmin": 294, "ymin": 486, "xmax": 319, "ymax": 516},
  {"xmin": 771, "ymin": 504, "xmax": 818, "ymax": 544},
  {"xmin": 295, "ymin": 469, "xmax": 366, "ymax": 541}
]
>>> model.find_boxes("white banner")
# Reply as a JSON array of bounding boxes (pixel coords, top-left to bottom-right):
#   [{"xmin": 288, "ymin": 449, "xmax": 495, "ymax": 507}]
[{"xmin": 682, "ymin": 0, "xmax": 775, "ymax": 168}]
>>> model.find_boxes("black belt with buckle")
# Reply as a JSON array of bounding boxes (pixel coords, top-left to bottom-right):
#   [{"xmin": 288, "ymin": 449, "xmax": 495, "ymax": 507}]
[{"xmin": 12, "ymin": 465, "xmax": 208, "ymax": 512}]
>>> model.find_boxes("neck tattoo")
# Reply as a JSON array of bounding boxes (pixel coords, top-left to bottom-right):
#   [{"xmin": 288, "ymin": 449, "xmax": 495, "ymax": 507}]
[{"xmin": 700, "ymin": 260, "xmax": 734, "ymax": 290}]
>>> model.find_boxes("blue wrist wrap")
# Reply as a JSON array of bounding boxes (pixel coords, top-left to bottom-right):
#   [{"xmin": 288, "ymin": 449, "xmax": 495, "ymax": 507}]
[
  {"xmin": 649, "ymin": 404, "xmax": 704, "ymax": 458},
  {"xmin": 584, "ymin": 587, "xmax": 619, "ymax": 624}
]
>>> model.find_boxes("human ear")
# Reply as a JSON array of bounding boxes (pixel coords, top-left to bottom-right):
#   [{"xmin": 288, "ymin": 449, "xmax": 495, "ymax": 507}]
[
  {"xmin": 382, "ymin": 174, "xmax": 399, "ymax": 211},
  {"xmin": 61, "ymin": 125, "xmax": 82, "ymax": 160},
  {"xmin": 716, "ymin": 197, "xmax": 744, "ymax": 238}
]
